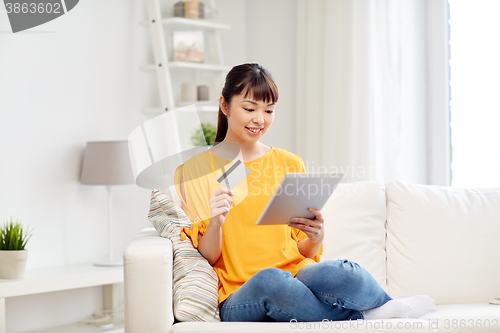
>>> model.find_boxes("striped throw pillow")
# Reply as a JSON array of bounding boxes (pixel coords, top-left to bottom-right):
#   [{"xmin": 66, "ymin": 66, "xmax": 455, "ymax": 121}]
[{"xmin": 148, "ymin": 189, "xmax": 220, "ymax": 322}]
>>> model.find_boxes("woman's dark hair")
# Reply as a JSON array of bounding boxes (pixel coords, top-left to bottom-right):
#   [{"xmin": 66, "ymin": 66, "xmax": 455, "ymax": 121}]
[{"xmin": 214, "ymin": 63, "xmax": 279, "ymax": 143}]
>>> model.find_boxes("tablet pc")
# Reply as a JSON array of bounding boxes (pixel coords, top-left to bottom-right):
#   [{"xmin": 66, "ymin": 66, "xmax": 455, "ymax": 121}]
[{"xmin": 255, "ymin": 172, "xmax": 344, "ymax": 225}]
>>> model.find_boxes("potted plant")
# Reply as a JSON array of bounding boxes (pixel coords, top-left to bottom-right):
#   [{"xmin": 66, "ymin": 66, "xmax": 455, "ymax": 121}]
[
  {"xmin": 0, "ymin": 218, "xmax": 32, "ymax": 279},
  {"xmin": 190, "ymin": 122, "xmax": 217, "ymax": 146}
]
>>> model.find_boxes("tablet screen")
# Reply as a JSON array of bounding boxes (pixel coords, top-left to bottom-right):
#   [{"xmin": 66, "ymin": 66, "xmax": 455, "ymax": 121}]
[{"xmin": 255, "ymin": 172, "xmax": 344, "ymax": 225}]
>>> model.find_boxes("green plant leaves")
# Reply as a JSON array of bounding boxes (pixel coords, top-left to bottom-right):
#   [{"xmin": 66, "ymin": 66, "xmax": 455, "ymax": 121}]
[
  {"xmin": 0, "ymin": 218, "xmax": 32, "ymax": 251},
  {"xmin": 190, "ymin": 122, "xmax": 217, "ymax": 147}
]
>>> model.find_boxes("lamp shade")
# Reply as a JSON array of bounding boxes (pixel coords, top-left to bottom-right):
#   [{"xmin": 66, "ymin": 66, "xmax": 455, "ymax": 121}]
[{"xmin": 80, "ymin": 141, "xmax": 135, "ymax": 185}]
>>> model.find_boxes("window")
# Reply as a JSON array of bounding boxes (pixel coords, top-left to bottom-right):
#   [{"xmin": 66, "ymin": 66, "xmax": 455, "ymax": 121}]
[{"xmin": 449, "ymin": 0, "xmax": 500, "ymax": 187}]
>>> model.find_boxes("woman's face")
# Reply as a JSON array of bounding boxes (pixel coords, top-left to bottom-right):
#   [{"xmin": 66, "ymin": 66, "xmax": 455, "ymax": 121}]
[{"xmin": 220, "ymin": 92, "xmax": 276, "ymax": 145}]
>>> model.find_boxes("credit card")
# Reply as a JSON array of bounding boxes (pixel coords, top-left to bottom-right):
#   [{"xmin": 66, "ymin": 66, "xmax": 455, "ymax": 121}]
[{"xmin": 216, "ymin": 159, "xmax": 250, "ymax": 190}]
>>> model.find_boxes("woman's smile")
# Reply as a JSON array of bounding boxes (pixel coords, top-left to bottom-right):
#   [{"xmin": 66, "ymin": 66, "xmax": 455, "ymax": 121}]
[{"xmin": 245, "ymin": 127, "xmax": 263, "ymax": 135}]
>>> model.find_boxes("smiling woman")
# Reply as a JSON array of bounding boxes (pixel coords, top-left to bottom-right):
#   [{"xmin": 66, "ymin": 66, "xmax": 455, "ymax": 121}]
[{"xmin": 175, "ymin": 63, "xmax": 437, "ymax": 323}]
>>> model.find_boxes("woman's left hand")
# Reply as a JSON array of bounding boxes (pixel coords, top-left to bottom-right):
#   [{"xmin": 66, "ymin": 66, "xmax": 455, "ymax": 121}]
[{"xmin": 288, "ymin": 208, "xmax": 325, "ymax": 245}]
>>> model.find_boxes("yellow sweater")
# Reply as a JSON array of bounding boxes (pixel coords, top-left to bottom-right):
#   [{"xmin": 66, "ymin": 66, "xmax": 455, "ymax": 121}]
[{"xmin": 177, "ymin": 147, "xmax": 322, "ymax": 304}]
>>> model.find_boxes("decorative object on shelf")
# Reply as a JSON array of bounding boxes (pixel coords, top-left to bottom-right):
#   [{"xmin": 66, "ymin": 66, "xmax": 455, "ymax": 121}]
[
  {"xmin": 181, "ymin": 82, "xmax": 197, "ymax": 102},
  {"xmin": 184, "ymin": 0, "xmax": 199, "ymax": 19},
  {"xmin": 173, "ymin": 30, "xmax": 205, "ymax": 63},
  {"xmin": 173, "ymin": 1, "xmax": 211, "ymax": 20},
  {"xmin": 80, "ymin": 141, "xmax": 135, "ymax": 267},
  {"xmin": 190, "ymin": 122, "xmax": 217, "ymax": 146},
  {"xmin": 0, "ymin": 218, "xmax": 32, "ymax": 279},
  {"xmin": 174, "ymin": 1, "xmax": 184, "ymax": 17},
  {"xmin": 197, "ymin": 85, "xmax": 209, "ymax": 101},
  {"xmin": 198, "ymin": 1, "xmax": 205, "ymax": 18}
]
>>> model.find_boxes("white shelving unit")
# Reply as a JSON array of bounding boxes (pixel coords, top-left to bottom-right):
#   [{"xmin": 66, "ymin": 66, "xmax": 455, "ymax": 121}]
[
  {"xmin": 22, "ymin": 324, "xmax": 123, "ymax": 333},
  {"xmin": 141, "ymin": 0, "xmax": 230, "ymax": 116},
  {"xmin": 0, "ymin": 264, "xmax": 123, "ymax": 333}
]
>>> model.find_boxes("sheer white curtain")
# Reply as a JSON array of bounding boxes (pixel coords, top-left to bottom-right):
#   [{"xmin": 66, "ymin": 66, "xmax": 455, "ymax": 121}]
[{"xmin": 295, "ymin": 0, "xmax": 402, "ymax": 183}]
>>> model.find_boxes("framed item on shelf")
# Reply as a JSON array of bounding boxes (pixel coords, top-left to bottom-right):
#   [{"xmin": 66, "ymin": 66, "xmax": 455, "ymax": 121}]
[{"xmin": 173, "ymin": 31, "xmax": 205, "ymax": 63}]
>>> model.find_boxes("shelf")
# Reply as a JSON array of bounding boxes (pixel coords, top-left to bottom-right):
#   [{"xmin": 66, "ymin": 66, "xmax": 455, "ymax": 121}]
[
  {"xmin": 22, "ymin": 323, "xmax": 123, "ymax": 333},
  {"xmin": 142, "ymin": 103, "xmax": 219, "ymax": 114},
  {"xmin": 142, "ymin": 107, "xmax": 167, "ymax": 114},
  {"xmin": 140, "ymin": 17, "xmax": 230, "ymax": 30},
  {"xmin": 140, "ymin": 62, "xmax": 230, "ymax": 72},
  {"xmin": 1, "ymin": 264, "xmax": 123, "ymax": 333},
  {"xmin": 0, "ymin": 264, "xmax": 123, "ymax": 298},
  {"xmin": 169, "ymin": 62, "xmax": 230, "ymax": 71},
  {"xmin": 177, "ymin": 101, "xmax": 219, "ymax": 111}
]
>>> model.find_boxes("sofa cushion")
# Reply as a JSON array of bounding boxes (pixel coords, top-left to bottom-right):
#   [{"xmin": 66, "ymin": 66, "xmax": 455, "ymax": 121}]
[
  {"xmin": 321, "ymin": 181, "xmax": 387, "ymax": 291},
  {"xmin": 386, "ymin": 181, "xmax": 500, "ymax": 304},
  {"xmin": 169, "ymin": 318, "xmax": 436, "ymax": 332},
  {"xmin": 421, "ymin": 303, "xmax": 500, "ymax": 333},
  {"xmin": 148, "ymin": 189, "xmax": 220, "ymax": 322}
]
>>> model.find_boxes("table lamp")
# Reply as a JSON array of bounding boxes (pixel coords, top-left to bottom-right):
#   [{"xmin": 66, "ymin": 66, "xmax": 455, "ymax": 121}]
[{"xmin": 80, "ymin": 141, "xmax": 135, "ymax": 266}]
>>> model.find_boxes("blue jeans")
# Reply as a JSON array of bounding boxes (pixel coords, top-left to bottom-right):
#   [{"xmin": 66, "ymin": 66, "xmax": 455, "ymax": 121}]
[{"xmin": 219, "ymin": 259, "xmax": 392, "ymax": 322}]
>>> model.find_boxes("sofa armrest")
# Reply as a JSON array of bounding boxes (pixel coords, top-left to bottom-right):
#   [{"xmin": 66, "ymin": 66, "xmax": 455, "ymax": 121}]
[{"xmin": 124, "ymin": 228, "xmax": 174, "ymax": 333}]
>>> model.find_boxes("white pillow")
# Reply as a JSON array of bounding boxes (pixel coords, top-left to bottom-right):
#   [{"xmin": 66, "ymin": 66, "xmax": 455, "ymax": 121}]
[
  {"xmin": 321, "ymin": 181, "xmax": 387, "ymax": 291},
  {"xmin": 386, "ymin": 181, "xmax": 500, "ymax": 304}
]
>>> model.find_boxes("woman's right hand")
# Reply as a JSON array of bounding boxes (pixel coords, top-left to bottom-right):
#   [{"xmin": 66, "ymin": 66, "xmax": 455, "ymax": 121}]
[{"xmin": 208, "ymin": 187, "xmax": 235, "ymax": 227}]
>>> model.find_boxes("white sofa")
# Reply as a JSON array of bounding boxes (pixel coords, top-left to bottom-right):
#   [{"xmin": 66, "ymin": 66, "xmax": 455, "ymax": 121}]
[{"xmin": 124, "ymin": 181, "xmax": 500, "ymax": 333}]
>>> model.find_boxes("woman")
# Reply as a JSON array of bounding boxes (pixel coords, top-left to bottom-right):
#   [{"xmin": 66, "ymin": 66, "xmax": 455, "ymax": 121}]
[{"xmin": 177, "ymin": 63, "xmax": 436, "ymax": 322}]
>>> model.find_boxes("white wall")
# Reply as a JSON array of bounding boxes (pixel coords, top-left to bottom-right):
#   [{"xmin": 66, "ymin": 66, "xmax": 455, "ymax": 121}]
[
  {"xmin": 216, "ymin": 0, "xmax": 246, "ymax": 66},
  {"xmin": 0, "ymin": 1, "xmax": 153, "ymax": 331},
  {"xmin": 1, "ymin": 0, "xmax": 298, "ymax": 331}
]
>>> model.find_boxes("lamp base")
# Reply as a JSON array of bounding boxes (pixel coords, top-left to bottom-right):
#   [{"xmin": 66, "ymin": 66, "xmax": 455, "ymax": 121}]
[{"xmin": 93, "ymin": 260, "xmax": 123, "ymax": 267}]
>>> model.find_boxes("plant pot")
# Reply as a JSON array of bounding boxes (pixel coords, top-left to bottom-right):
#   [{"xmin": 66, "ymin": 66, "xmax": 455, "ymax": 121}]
[{"xmin": 0, "ymin": 250, "xmax": 28, "ymax": 279}]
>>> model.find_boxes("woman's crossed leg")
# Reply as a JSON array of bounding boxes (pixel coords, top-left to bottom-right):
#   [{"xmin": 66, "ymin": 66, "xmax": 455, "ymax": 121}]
[
  {"xmin": 220, "ymin": 259, "xmax": 394, "ymax": 322},
  {"xmin": 296, "ymin": 260, "xmax": 437, "ymax": 320}
]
